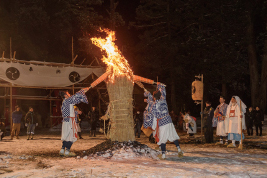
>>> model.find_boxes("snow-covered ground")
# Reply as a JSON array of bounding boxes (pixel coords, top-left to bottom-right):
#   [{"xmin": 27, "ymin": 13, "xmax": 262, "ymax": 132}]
[{"xmin": 1, "ymin": 126, "xmax": 267, "ymax": 177}]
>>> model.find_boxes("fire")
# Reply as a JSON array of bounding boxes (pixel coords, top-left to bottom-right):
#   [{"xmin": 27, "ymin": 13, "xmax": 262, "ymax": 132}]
[{"xmin": 91, "ymin": 29, "xmax": 133, "ymax": 82}]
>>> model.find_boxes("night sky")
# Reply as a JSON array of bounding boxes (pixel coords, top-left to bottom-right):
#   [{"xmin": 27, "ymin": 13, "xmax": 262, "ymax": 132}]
[{"xmin": 0, "ymin": 0, "xmax": 266, "ymax": 115}]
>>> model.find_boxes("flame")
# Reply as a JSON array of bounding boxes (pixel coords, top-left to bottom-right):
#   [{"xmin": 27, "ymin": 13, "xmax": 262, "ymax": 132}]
[{"xmin": 91, "ymin": 29, "xmax": 133, "ymax": 82}]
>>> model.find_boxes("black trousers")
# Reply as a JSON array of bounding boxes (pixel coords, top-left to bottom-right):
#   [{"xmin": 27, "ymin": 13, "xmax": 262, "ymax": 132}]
[
  {"xmin": 246, "ymin": 125, "xmax": 253, "ymax": 135},
  {"xmin": 255, "ymin": 124, "xmax": 262, "ymax": 136},
  {"xmin": 204, "ymin": 127, "xmax": 213, "ymax": 143}
]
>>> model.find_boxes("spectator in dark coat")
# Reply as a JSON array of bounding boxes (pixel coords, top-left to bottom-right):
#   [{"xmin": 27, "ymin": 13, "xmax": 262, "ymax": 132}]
[
  {"xmin": 245, "ymin": 107, "xmax": 254, "ymax": 136},
  {"xmin": 88, "ymin": 107, "xmax": 99, "ymax": 137},
  {"xmin": 203, "ymin": 101, "xmax": 214, "ymax": 143},
  {"xmin": 0, "ymin": 121, "xmax": 6, "ymax": 140},
  {"xmin": 254, "ymin": 107, "xmax": 264, "ymax": 136},
  {"xmin": 134, "ymin": 110, "xmax": 143, "ymax": 138},
  {"xmin": 25, "ymin": 107, "xmax": 38, "ymax": 140}
]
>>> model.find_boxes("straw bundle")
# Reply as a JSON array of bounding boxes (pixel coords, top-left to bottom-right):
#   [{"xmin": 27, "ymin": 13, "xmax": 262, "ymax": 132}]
[{"xmin": 106, "ymin": 75, "xmax": 135, "ymax": 142}]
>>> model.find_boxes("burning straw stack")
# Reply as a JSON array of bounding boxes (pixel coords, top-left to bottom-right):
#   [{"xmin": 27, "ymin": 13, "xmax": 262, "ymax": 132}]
[
  {"xmin": 106, "ymin": 76, "xmax": 135, "ymax": 142},
  {"xmin": 90, "ymin": 29, "xmax": 157, "ymax": 142}
]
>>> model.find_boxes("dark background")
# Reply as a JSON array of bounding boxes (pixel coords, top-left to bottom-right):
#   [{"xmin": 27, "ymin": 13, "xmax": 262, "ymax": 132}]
[{"xmin": 0, "ymin": 0, "xmax": 266, "ymax": 118}]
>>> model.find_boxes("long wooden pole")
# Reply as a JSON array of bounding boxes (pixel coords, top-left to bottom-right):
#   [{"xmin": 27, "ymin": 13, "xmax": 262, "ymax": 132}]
[
  {"xmin": 201, "ymin": 74, "xmax": 204, "ymax": 141},
  {"xmin": 50, "ymin": 100, "xmax": 52, "ymax": 128},
  {"xmin": 239, "ymin": 100, "xmax": 243, "ymax": 150},
  {"xmin": 10, "ymin": 37, "xmax": 12, "ymax": 60},
  {"xmin": 72, "ymin": 36, "xmax": 74, "ymax": 60},
  {"xmin": 4, "ymin": 87, "xmax": 6, "ymax": 122},
  {"xmin": 13, "ymin": 51, "xmax": 16, "ymax": 60},
  {"xmin": 9, "ymin": 83, "xmax": 13, "ymax": 131},
  {"xmin": 0, "ymin": 84, "xmax": 105, "ymax": 90},
  {"xmin": 0, "ymin": 58, "xmax": 99, "ymax": 68}
]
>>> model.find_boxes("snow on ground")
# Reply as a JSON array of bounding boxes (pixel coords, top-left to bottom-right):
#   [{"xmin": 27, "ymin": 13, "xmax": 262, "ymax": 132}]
[{"xmin": 0, "ymin": 128, "xmax": 267, "ymax": 178}]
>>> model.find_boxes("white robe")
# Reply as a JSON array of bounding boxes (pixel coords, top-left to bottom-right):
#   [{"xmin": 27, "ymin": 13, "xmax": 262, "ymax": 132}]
[
  {"xmin": 156, "ymin": 123, "xmax": 180, "ymax": 145},
  {"xmin": 225, "ymin": 104, "xmax": 246, "ymax": 134},
  {"xmin": 184, "ymin": 114, "xmax": 197, "ymax": 134},
  {"xmin": 215, "ymin": 103, "xmax": 228, "ymax": 136},
  {"xmin": 216, "ymin": 120, "xmax": 227, "ymax": 136},
  {"xmin": 61, "ymin": 104, "xmax": 78, "ymax": 142}
]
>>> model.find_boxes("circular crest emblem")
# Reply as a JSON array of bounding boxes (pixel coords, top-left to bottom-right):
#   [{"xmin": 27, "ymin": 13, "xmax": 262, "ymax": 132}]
[
  {"xmin": 6, "ymin": 67, "xmax": 20, "ymax": 80},
  {"xmin": 69, "ymin": 71, "xmax": 80, "ymax": 83}
]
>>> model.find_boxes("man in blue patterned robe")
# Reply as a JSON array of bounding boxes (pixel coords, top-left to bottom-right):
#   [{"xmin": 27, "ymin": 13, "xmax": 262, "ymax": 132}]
[
  {"xmin": 212, "ymin": 96, "xmax": 228, "ymax": 145},
  {"xmin": 143, "ymin": 83, "xmax": 183, "ymax": 159},
  {"xmin": 59, "ymin": 88, "xmax": 89, "ymax": 156},
  {"xmin": 143, "ymin": 90, "xmax": 156, "ymax": 143}
]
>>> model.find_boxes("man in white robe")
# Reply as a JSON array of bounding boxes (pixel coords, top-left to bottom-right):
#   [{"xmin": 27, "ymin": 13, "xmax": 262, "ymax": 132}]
[
  {"xmin": 213, "ymin": 96, "xmax": 228, "ymax": 145},
  {"xmin": 143, "ymin": 83, "xmax": 183, "ymax": 159},
  {"xmin": 183, "ymin": 113, "xmax": 197, "ymax": 136},
  {"xmin": 225, "ymin": 96, "xmax": 246, "ymax": 148},
  {"xmin": 59, "ymin": 88, "xmax": 89, "ymax": 156}
]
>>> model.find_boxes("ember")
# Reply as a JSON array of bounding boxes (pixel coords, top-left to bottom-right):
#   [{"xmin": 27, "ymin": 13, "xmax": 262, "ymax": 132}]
[{"xmin": 78, "ymin": 140, "xmax": 159, "ymax": 160}]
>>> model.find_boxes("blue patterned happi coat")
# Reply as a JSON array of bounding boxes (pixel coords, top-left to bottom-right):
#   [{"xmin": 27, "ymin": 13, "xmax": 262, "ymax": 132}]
[
  {"xmin": 143, "ymin": 84, "xmax": 172, "ymax": 129},
  {"xmin": 143, "ymin": 90, "xmax": 155, "ymax": 129},
  {"xmin": 61, "ymin": 89, "xmax": 88, "ymax": 142},
  {"xmin": 61, "ymin": 90, "xmax": 88, "ymax": 121},
  {"xmin": 212, "ymin": 103, "xmax": 228, "ymax": 127}
]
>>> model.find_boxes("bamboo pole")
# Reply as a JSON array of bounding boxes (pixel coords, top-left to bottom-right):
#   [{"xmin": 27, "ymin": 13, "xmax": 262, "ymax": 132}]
[
  {"xmin": 13, "ymin": 51, "xmax": 16, "ymax": 60},
  {"xmin": 201, "ymin": 74, "xmax": 204, "ymax": 142},
  {"xmin": 80, "ymin": 58, "xmax": 86, "ymax": 66},
  {"xmin": 72, "ymin": 85, "xmax": 75, "ymax": 95},
  {"xmin": 10, "ymin": 37, "xmax": 12, "ymax": 60},
  {"xmin": 71, "ymin": 55, "xmax": 78, "ymax": 65},
  {"xmin": 9, "ymin": 83, "xmax": 13, "ymax": 131},
  {"xmin": 0, "ymin": 84, "xmax": 104, "ymax": 90},
  {"xmin": 50, "ymin": 100, "xmax": 52, "ymax": 128},
  {"xmin": 72, "ymin": 36, "xmax": 74, "ymax": 61},
  {"xmin": 0, "ymin": 58, "xmax": 98, "ymax": 68},
  {"xmin": 239, "ymin": 100, "xmax": 243, "ymax": 150},
  {"xmin": 4, "ymin": 87, "xmax": 6, "ymax": 122},
  {"xmin": 0, "ymin": 95, "xmax": 61, "ymax": 101},
  {"xmin": 89, "ymin": 58, "xmax": 96, "ymax": 66}
]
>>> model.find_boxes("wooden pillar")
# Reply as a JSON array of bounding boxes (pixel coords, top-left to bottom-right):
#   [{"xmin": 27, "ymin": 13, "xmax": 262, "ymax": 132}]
[
  {"xmin": 10, "ymin": 37, "xmax": 12, "ymax": 59},
  {"xmin": 4, "ymin": 87, "xmax": 6, "ymax": 117},
  {"xmin": 200, "ymin": 74, "xmax": 204, "ymax": 141},
  {"xmin": 72, "ymin": 36, "xmax": 74, "ymax": 60},
  {"xmin": 50, "ymin": 100, "xmax": 52, "ymax": 128},
  {"xmin": 9, "ymin": 83, "xmax": 13, "ymax": 130},
  {"xmin": 98, "ymin": 96, "xmax": 101, "ymax": 116}
]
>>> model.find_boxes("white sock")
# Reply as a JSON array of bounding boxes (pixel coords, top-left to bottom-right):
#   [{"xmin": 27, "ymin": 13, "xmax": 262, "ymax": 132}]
[
  {"xmin": 177, "ymin": 146, "xmax": 181, "ymax": 152},
  {"xmin": 232, "ymin": 140, "xmax": 235, "ymax": 145},
  {"xmin": 162, "ymin": 154, "xmax": 166, "ymax": 159},
  {"xmin": 60, "ymin": 148, "xmax": 65, "ymax": 154},
  {"xmin": 220, "ymin": 139, "xmax": 223, "ymax": 144},
  {"xmin": 65, "ymin": 150, "xmax": 70, "ymax": 155},
  {"xmin": 225, "ymin": 140, "xmax": 228, "ymax": 143}
]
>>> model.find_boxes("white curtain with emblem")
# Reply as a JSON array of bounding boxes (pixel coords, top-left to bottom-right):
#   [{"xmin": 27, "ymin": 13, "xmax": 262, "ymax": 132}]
[{"xmin": 0, "ymin": 60, "xmax": 104, "ymax": 87}]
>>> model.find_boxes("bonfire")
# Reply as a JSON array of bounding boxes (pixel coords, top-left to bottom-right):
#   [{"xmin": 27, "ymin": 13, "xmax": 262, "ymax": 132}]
[{"xmin": 89, "ymin": 29, "xmax": 156, "ymax": 142}]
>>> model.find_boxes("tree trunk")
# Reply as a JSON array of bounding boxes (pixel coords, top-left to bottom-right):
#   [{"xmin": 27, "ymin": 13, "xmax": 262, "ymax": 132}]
[
  {"xmin": 247, "ymin": 14, "xmax": 259, "ymax": 107},
  {"xmin": 106, "ymin": 76, "xmax": 135, "ymax": 142},
  {"xmin": 222, "ymin": 83, "xmax": 227, "ymax": 97},
  {"xmin": 167, "ymin": 0, "xmax": 177, "ymax": 112},
  {"xmin": 110, "ymin": 0, "xmax": 115, "ymax": 31},
  {"xmin": 259, "ymin": 31, "xmax": 267, "ymax": 113}
]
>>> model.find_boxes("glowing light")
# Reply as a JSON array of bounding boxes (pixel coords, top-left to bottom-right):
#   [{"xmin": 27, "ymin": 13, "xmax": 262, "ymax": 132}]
[{"xmin": 91, "ymin": 29, "xmax": 133, "ymax": 82}]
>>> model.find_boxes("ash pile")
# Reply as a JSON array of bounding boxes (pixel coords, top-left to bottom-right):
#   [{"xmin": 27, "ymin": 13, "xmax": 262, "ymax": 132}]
[{"xmin": 79, "ymin": 140, "xmax": 160, "ymax": 160}]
